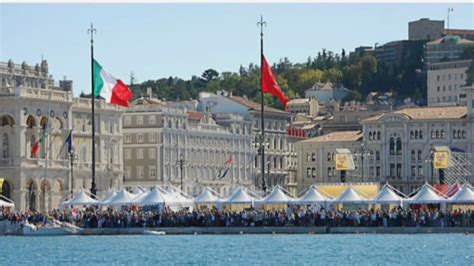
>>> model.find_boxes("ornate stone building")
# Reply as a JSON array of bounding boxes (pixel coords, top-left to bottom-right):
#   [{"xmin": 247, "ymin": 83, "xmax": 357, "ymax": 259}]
[
  {"xmin": 198, "ymin": 91, "xmax": 293, "ymax": 192},
  {"xmin": 122, "ymin": 99, "xmax": 253, "ymax": 196},
  {"xmin": 0, "ymin": 60, "xmax": 123, "ymax": 211}
]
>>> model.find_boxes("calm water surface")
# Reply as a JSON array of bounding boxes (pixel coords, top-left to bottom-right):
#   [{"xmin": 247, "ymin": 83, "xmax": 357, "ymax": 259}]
[{"xmin": 0, "ymin": 234, "xmax": 473, "ymax": 265}]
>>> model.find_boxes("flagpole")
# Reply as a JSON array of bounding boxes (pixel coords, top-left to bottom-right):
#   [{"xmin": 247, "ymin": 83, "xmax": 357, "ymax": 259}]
[
  {"xmin": 258, "ymin": 15, "xmax": 267, "ymax": 194},
  {"xmin": 88, "ymin": 23, "xmax": 97, "ymax": 197}
]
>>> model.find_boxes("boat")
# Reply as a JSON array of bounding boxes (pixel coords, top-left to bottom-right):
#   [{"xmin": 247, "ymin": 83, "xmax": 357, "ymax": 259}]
[{"xmin": 143, "ymin": 230, "xmax": 166, "ymax": 236}]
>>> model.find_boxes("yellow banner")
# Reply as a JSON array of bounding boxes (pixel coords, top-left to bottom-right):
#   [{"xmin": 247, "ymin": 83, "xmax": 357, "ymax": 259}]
[
  {"xmin": 433, "ymin": 151, "xmax": 449, "ymax": 169},
  {"xmin": 318, "ymin": 184, "xmax": 379, "ymax": 199},
  {"xmin": 0, "ymin": 178, "xmax": 3, "ymax": 194},
  {"xmin": 335, "ymin": 153, "xmax": 354, "ymax": 170}
]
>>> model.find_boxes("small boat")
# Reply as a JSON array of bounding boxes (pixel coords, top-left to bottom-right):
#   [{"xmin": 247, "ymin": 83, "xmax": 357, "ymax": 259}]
[{"xmin": 143, "ymin": 230, "xmax": 166, "ymax": 236}]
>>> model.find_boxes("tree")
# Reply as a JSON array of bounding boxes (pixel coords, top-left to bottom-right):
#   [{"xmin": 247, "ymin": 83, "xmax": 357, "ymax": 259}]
[{"xmin": 201, "ymin": 69, "xmax": 219, "ymax": 83}]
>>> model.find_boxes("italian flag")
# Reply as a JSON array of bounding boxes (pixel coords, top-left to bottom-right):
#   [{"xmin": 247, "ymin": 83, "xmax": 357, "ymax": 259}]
[
  {"xmin": 93, "ymin": 59, "xmax": 133, "ymax": 107},
  {"xmin": 31, "ymin": 131, "xmax": 45, "ymax": 156}
]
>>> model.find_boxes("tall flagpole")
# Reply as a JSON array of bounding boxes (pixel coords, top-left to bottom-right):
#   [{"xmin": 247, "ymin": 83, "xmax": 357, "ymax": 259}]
[
  {"xmin": 88, "ymin": 23, "xmax": 97, "ymax": 197},
  {"xmin": 258, "ymin": 15, "xmax": 267, "ymax": 193}
]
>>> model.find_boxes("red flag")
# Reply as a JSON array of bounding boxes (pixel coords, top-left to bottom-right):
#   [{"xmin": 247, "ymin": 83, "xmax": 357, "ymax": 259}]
[
  {"xmin": 262, "ymin": 55, "xmax": 289, "ymax": 109},
  {"xmin": 31, "ymin": 132, "xmax": 45, "ymax": 157}
]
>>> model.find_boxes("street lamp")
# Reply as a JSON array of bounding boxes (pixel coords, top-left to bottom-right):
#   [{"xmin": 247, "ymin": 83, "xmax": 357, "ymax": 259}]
[
  {"xmin": 175, "ymin": 154, "xmax": 186, "ymax": 191},
  {"xmin": 354, "ymin": 143, "xmax": 371, "ymax": 182},
  {"xmin": 68, "ymin": 147, "xmax": 78, "ymax": 198}
]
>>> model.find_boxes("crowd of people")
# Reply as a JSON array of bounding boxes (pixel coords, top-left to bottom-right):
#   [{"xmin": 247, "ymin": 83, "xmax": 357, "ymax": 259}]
[{"xmin": 2, "ymin": 206, "xmax": 473, "ymax": 229}]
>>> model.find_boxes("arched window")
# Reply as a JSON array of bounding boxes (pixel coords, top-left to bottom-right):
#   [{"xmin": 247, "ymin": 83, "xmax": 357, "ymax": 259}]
[
  {"xmin": 414, "ymin": 131, "xmax": 418, "ymax": 139},
  {"xmin": 375, "ymin": 151, "xmax": 380, "ymax": 161},
  {"xmin": 411, "ymin": 150, "xmax": 415, "ymax": 161},
  {"xmin": 2, "ymin": 133, "xmax": 9, "ymax": 158},
  {"xmin": 327, "ymin": 152, "xmax": 331, "ymax": 162},
  {"xmin": 419, "ymin": 131, "xmax": 423, "ymax": 139},
  {"xmin": 435, "ymin": 130, "xmax": 440, "ymax": 139},
  {"xmin": 396, "ymin": 137, "xmax": 402, "ymax": 155},
  {"xmin": 410, "ymin": 131, "xmax": 414, "ymax": 139},
  {"xmin": 453, "ymin": 130, "xmax": 457, "ymax": 139},
  {"xmin": 377, "ymin": 132, "xmax": 381, "ymax": 140},
  {"xmin": 417, "ymin": 150, "xmax": 422, "ymax": 161},
  {"xmin": 389, "ymin": 137, "xmax": 395, "ymax": 155},
  {"xmin": 369, "ymin": 132, "xmax": 373, "ymax": 140},
  {"xmin": 457, "ymin": 130, "xmax": 461, "ymax": 139},
  {"xmin": 440, "ymin": 130, "xmax": 445, "ymax": 139}
]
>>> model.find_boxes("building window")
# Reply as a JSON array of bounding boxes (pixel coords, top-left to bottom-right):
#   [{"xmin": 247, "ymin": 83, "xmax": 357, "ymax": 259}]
[
  {"xmin": 440, "ymin": 130, "xmax": 445, "ymax": 139},
  {"xmin": 417, "ymin": 150, "xmax": 422, "ymax": 161},
  {"xmin": 311, "ymin": 153, "xmax": 316, "ymax": 162},
  {"xmin": 311, "ymin": 167, "xmax": 316, "ymax": 178},
  {"xmin": 396, "ymin": 163, "xmax": 402, "ymax": 178},
  {"xmin": 124, "ymin": 167, "xmax": 131, "ymax": 179},
  {"xmin": 137, "ymin": 148, "xmax": 144, "ymax": 159},
  {"xmin": 124, "ymin": 149, "xmax": 131, "ymax": 160},
  {"xmin": 149, "ymin": 166, "xmax": 156, "ymax": 179},
  {"xmin": 137, "ymin": 133, "xmax": 144, "ymax": 143},
  {"xmin": 411, "ymin": 150, "xmax": 415, "ymax": 161},
  {"xmin": 376, "ymin": 166, "xmax": 380, "ymax": 177},
  {"xmin": 396, "ymin": 137, "xmax": 402, "ymax": 155},
  {"xmin": 327, "ymin": 167, "xmax": 332, "ymax": 178},
  {"xmin": 377, "ymin": 132, "xmax": 381, "ymax": 140},
  {"xmin": 375, "ymin": 151, "xmax": 380, "ymax": 161},
  {"xmin": 124, "ymin": 134, "xmax": 131, "ymax": 143},
  {"xmin": 327, "ymin": 152, "xmax": 331, "ymax": 162},
  {"xmin": 418, "ymin": 165, "xmax": 423, "ymax": 177},
  {"xmin": 148, "ymin": 115, "xmax": 156, "ymax": 124},
  {"xmin": 390, "ymin": 164, "xmax": 395, "ymax": 177},
  {"xmin": 411, "ymin": 165, "xmax": 416, "ymax": 177},
  {"xmin": 307, "ymin": 153, "xmax": 311, "ymax": 162},
  {"xmin": 149, "ymin": 148, "xmax": 156, "ymax": 159},
  {"xmin": 389, "ymin": 137, "xmax": 395, "ymax": 155},
  {"xmin": 137, "ymin": 115, "xmax": 143, "ymax": 125},
  {"xmin": 307, "ymin": 168, "xmax": 312, "ymax": 178},
  {"xmin": 137, "ymin": 167, "xmax": 144, "ymax": 179},
  {"xmin": 149, "ymin": 133, "xmax": 156, "ymax": 142},
  {"xmin": 124, "ymin": 116, "xmax": 131, "ymax": 126}
]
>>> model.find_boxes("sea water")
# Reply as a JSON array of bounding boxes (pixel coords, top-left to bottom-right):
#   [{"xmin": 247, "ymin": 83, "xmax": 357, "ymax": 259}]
[{"xmin": 0, "ymin": 234, "xmax": 473, "ymax": 265}]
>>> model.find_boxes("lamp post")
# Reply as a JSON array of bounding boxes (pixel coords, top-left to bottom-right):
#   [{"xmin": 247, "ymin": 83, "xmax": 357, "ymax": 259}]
[
  {"xmin": 176, "ymin": 154, "xmax": 185, "ymax": 191},
  {"xmin": 354, "ymin": 143, "xmax": 370, "ymax": 182},
  {"xmin": 68, "ymin": 147, "xmax": 77, "ymax": 198}
]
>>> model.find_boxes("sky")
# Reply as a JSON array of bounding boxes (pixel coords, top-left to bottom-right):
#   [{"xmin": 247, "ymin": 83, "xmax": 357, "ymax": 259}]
[{"xmin": 1, "ymin": 3, "xmax": 473, "ymax": 96}]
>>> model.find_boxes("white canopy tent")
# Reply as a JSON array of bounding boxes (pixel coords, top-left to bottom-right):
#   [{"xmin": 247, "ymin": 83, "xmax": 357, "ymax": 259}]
[
  {"xmin": 260, "ymin": 185, "xmax": 294, "ymax": 205},
  {"xmin": 195, "ymin": 187, "xmax": 220, "ymax": 205},
  {"xmin": 333, "ymin": 186, "xmax": 369, "ymax": 204},
  {"xmin": 138, "ymin": 187, "xmax": 170, "ymax": 206},
  {"xmin": 0, "ymin": 196, "xmax": 14, "ymax": 208},
  {"xmin": 107, "ymin": 188, "xmax": 137, "ymax": 206},
  {"xmin": 164, "ymin": 186, "xmax": 194, "ymax": 210},
  {"xmin": 296, "ymin": 185, "xmax": 329, "ymax": 205},
  {"xmin": 371, "ymin": 184, "xmax": 405, "ymax": 204},
  {"xmin": 221, "ymin": 186, "xmax": 256, "ymax": 205},
  {"xmin": 60, "ymin": 191, "xmax": 99, "ymax": 207},
  {"xmin": 100, "ymin": 189, "xmax": 117, "ymax": 205},
  {"xmin": 448, "ymin": 184, "xmax": 474, "ymax": 204},
  {"xmin": 407, "ymin": 183, "xmax": 446, "ymax": 204}
]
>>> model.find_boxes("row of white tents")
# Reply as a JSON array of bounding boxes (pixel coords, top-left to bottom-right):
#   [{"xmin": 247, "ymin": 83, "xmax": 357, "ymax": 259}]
[{"xmin": 59, "ymin": 182, "xmax": 474, "ymax": 209}]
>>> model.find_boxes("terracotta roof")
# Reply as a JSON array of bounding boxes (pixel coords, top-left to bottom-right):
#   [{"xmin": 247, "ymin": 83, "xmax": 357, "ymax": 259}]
[
  {"xmin": 299, "ymin": 130, "xmax": 362, "ymax": 143},
  {"xmin": 362, "ymin": 106, "xmax": 467, "ymax": 122},
  {"xmin": 187, "ymin": 111, "xmax": 204, "ymax": 120},
  {"xmin": 228, "ymin": 95, "xmax": 289, "ymax": 114}
]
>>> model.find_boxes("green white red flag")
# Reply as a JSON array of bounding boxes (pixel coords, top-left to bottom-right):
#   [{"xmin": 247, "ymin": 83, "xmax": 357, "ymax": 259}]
[{"xmin": 93, "ymin": 59, "xmax": 133, "ymax": 107}]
